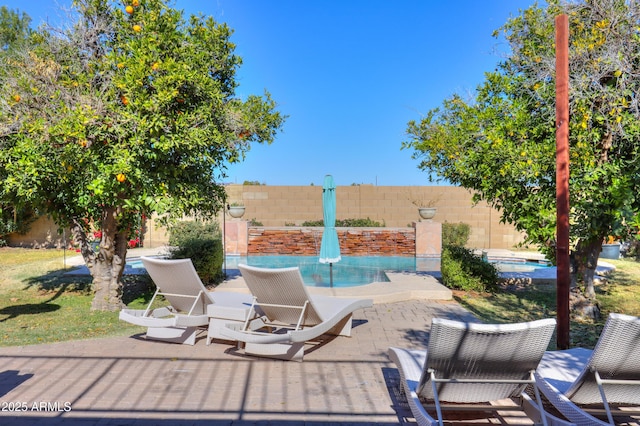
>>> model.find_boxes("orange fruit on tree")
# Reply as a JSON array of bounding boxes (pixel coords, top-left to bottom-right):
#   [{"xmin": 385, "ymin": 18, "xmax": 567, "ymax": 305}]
[
  {"xmin": 133, "ymin": 24, "xmax": 141, "ymax": 32},
  {"xmin": 132, "ymin": 0, "xmax": 139, "ymax": 6},
  {"xmin": 12, "ymin": 94, "xmax": 20, "ymax": 102},
  {"xmin": 117, "ymin": 62, "xmax": 124, "ymax": 69},
  {"xmin": 125, "ymin": 5, "xmax": 134, "ymax": 14},
  {"xmin": 116, "ymin": 173, "xmax": 126, "ymax": 183},
  {"xmin": 120, "ymin": 95, "xmax": 129, "ymax": 105}
]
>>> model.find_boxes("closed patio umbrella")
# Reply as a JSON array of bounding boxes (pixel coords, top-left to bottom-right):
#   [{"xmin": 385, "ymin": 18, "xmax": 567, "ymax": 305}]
[{"xmin": 318, "ymin": 174, "xmax": 341, "ymax": 287}]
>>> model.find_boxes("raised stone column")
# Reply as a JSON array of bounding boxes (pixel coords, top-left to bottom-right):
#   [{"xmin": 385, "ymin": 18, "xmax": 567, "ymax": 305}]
[
  {"xmin": 415, "ymin": 221, "xmax": 441, "ymax": 258},
  {"xmin": 224, "ymin": 220, "xmax": 248, "ymax": 256}
]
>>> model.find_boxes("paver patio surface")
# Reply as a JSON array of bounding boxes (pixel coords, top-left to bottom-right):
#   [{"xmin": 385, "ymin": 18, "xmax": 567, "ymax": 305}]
[{"xmin": 0, "ymin": 299, "xmax": 535, "ymax": 426}]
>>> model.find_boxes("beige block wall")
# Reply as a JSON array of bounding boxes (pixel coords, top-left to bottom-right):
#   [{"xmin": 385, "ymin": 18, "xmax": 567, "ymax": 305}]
[
  {"xmin": 8, "ymin": 185, "xmax": 527, "ymax": 250},
  {"xmin": 222, "ymin": 184, "xmax": 525, "ymax": 250},
  {"xmin": 6, "ymin": 216, "xmax": 68, "ymax": 248}
]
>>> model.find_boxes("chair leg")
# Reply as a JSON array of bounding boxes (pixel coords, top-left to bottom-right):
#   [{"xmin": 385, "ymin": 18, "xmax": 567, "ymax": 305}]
[
  {"xmin": 428, "ymin": 369, "xmax": 444, "ymax": 426},
  {"xmin": 594, "ymin": 371, "xmax": 616, "ymax": 425}
]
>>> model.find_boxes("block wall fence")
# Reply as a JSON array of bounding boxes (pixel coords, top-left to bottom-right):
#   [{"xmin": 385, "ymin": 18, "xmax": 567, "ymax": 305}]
[
  {"xmin": 217, "ymin": 184, "xmax": 525, "ymax": 250},
  {"xmin": 8, "ymin": 184, "xmax": 527, "ymax": 250}
]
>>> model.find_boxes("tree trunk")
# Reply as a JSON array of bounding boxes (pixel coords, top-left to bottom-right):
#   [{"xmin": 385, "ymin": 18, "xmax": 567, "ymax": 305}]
[
  {"xmin": 72, "ymin": 207, "xmax": 128, "ymax": 311},
  {"xmin": 573, "ymin": 238, "xmax": 602, "ymax": 299}
]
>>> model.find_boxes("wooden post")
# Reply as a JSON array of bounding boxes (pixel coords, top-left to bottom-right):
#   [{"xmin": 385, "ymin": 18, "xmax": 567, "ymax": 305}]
[{"xmin": 555, "ymin": 14, "xmax": 570, "ymax": 350}]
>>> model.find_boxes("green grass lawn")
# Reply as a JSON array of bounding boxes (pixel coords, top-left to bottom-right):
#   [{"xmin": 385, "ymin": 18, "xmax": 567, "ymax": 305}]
[
  {"xmin": 1, "ymin": 248, "xmax": 639, "ymax": 348},
  {"xmin": 0, "ymin": 248, "xmax": 152, "ymax": 346},
  {"xmin": 455, "ymin": 258, "xmax": 640, "ymax": 350}
]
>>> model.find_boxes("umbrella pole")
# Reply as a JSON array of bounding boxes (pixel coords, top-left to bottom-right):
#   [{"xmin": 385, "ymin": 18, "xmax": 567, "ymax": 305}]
[{"xmin": 330, "ymin": 262, "xmax": 333, "ymax": 288}]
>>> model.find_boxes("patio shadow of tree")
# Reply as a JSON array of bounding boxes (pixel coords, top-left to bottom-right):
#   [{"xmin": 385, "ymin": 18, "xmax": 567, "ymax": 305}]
[
  {"xmin": 0, "ymin": 272, "xmax": 85, "ymax": 322},
  {"xmin": 0, "ymin": 302, "xmax": 60, "ymax": 322},
  {"xmin": 2, "ymin": 268, "xmax": 154, "ymax": 322},
  {"xmin": 23, "ymin": 267, "xmax": 155, "ymax": 305}
]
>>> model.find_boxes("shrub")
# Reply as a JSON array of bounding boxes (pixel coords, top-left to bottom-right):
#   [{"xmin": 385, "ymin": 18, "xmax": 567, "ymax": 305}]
[
  {"xmin": 440, "ymin": 245, "xmax": 500, "ymax": 292},
  {"xmin": 167, "ymin": 220, "xmax": 221, "ymax": 246},
  {"xmin": 301, "ymin": 218, "xmax": 384, "ymax": 227},
  {"xmin": 169, "ymin": 238, "xmax": 224, "ymax": 286},
  {"xmin": 301, "ymin": 220, "xmax": 324, "ymax": 226},
  {"xmin": 336, "ymin": 217, "xmax": 384, "ymax": 227},
  {"xmin": 442, "ymin": 222, "xmax": 471, "ymax": 247}
]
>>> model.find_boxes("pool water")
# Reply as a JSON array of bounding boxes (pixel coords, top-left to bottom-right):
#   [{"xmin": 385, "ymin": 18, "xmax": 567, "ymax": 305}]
[
  {"xmin": 225, "ymin": 255, "xmax": 419, "ymax": 287},
  {"xmin": 492, "ymin": 260, "xmax": 552, "ymax": 273},
  {"xmin": 127, "ymin": 256, "xmax": 551, "ymax": 288}
]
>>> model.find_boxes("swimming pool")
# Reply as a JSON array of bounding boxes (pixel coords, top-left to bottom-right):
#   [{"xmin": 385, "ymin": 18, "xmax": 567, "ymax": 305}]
[
  {"xmin": 225, "ymin": 255, "xmax": 422, "ymax": 287},
  {"xmin": 128, "ymin": 255, "xmax": 551, "ymax": 288},
  {"xmin": 492, "ymin": 260, "xmax": 552, "ymax": 273}
]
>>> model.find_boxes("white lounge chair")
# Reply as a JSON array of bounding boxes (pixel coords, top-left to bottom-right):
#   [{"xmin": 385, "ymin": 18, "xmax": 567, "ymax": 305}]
[
  {"xmin": 220, "ymin": 263, "xmax": 373, "ymax": 361},
  {"xmin": 535, "ymin": 312, "xmax": 640, "ymax": 425},
  {"xmin": 389, "ymin": 317, "xmax": 572, "ymax": 426},
  {"xmin": 119, "ymin": 257, "xmax": 257, "ymax": 345}
]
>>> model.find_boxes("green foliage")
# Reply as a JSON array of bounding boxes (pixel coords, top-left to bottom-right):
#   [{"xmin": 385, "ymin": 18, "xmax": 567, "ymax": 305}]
[
  {"xmin": 0, "ymin": 0, "xmax": 284, "ymax": 309},
  {"xmin": 337, "ymin": 217, "xmax": 384, "ymax": 227},
  {"xmin": 0, "ymin": 6, "xmax": 31, "ymax": 51},
  {"xmin": 403, "ymin": 0, "xmax": 640, "ymax": 294},
  {"xmin": 440, "ymin": 245, "xmax": 500, "ymax": 293},
  {"xmin": 301, "ymin": 220, "xmax": 324, "ymax": 226},
  {"xmin": 301, "ymin": 218, "xmax": 384, "ymax": 227},
  {"xmin": 442, "ymin": 222, "xmax": 470, "ymax": 247},
  {"xmin": 0, "ymin": 7, "xmax": 35, "ymax": 244},
  {"xmin": 167, "ymin": 220, "xmax": 221, "ymax": 247},
  {"xmin": 169, "ymin": 238, "xmax": 224, "ymax": 286},
  {"xmin": 0, "ymin": 204, "xmax": 37, "ymax": 246},
  {"xmin": 247, "ymin": 218, "xmax": 263, "ymax": 226}
]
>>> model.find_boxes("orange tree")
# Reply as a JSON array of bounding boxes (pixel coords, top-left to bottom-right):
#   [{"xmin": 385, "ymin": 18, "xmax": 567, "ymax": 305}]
[
  {"xmin": 0, "ymin": 0, "xmax": 284, "ymax": 310},
  {"xmin": 403, "ymin": 0, "xmax": 640, "ymax": 298}
]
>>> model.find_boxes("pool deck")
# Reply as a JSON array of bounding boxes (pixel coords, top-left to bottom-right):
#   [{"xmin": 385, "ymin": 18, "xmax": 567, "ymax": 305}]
[
  {"xmin": 64, "ymin": 247, "xmax": 455, "ymax": 302},
  {"xmin": 64, "ymin": 246, "xmax": 616, "ymax": 303},
  {"xmin": 219, "ymin": 268, "xmax": 453, "ymax": 303}
]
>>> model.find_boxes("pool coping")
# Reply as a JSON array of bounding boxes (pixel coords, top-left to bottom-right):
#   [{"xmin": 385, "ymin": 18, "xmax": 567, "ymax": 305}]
[{"xmin": 217, "ymin": 269, "xmax": 453, "ymax": 303}]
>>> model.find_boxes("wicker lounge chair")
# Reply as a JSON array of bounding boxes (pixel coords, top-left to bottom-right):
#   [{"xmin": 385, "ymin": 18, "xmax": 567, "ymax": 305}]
[
  {"xmin": 119, "ymin": 257, "xmax": 257, "ymax": 345},
  {"xmin": 389, "ymin": 317, "xmax": 572, "ymax": 426},
  {"xmin": 220, "ymin": 263, "xmax": 373, "ymax": 361},
  {"xmin": 535, "ymin": 312, "xmax": 640, "ymax": 425}
]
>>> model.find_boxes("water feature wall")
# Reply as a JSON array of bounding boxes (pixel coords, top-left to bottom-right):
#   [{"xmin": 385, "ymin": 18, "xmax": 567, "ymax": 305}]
[
  {"xmin": 247, "ymin": 227, "xmax": 320, "ymax": 255},
  {"xmin": 338, "ymin": 228, "xmax": 415, "ymax": 256},
  {"xmin": 226, "ymin": 221, "xmax": 440, "ymax": 257}
]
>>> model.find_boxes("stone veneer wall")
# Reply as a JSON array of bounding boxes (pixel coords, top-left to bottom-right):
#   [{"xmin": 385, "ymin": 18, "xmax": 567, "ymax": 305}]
[{"xmin": 247, "ymin": 227, "xmax": 416, "ymax": 256}]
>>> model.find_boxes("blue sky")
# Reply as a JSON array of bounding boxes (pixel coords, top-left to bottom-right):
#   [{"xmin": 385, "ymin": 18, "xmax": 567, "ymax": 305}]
[{"xmin": 7, "ymin": 0, "xmax": 538, "ymax": 186}]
